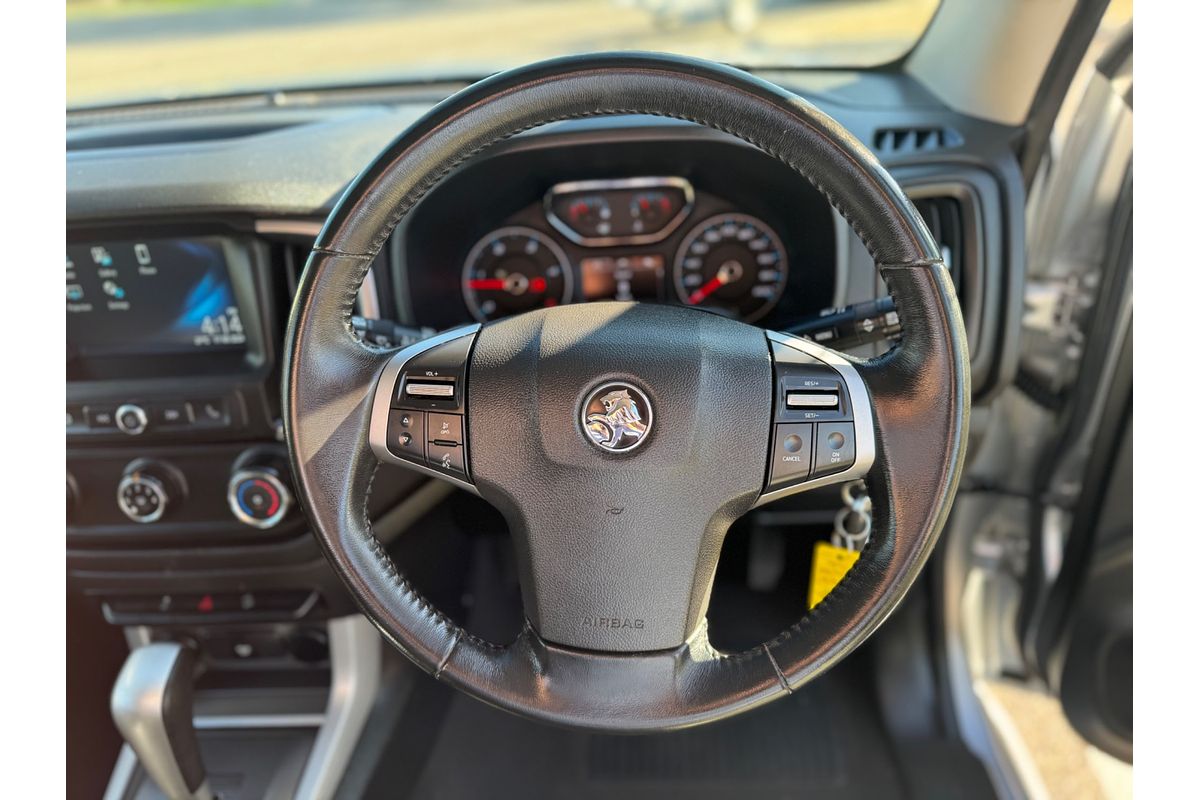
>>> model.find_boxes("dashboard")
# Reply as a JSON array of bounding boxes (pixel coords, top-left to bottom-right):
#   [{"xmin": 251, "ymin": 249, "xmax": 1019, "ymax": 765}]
[
  {"xmin": 64, "ymin": 73, "xmax": 1026, "ymax": 667},
  {"xmin": 463, "ymin": 179, "xmax": 790, "ymax": 323},
  {"xmin": 398, "ymin": 132, "xmax": 839, "ymax": 332}
]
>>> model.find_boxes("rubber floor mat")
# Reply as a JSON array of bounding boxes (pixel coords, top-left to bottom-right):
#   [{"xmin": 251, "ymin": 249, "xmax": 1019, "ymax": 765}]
[{"xmin": 407, "ymin": 665, "xmax": 906, "ymax": 800}]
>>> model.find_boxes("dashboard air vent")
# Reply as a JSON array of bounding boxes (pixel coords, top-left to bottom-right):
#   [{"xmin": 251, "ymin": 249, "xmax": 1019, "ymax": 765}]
[
  {"xmin": 873, "ymin": 126, "xmax": 962, "ymax": 155},
  {"xmin": 913, "ymin": 196, "xmax": 965, "ymax": 296}
]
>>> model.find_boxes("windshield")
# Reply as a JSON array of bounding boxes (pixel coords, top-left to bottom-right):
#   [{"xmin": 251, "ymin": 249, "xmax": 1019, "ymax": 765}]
[{"xmin": 67, "ymin": 0, "xmax": 940, "ymax": 108}]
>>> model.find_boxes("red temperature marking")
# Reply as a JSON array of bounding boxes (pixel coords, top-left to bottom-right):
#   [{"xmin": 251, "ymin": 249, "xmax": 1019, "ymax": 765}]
[{"xmin": 253, "ymin": 479, "xmax": 281, "ymax": 516}]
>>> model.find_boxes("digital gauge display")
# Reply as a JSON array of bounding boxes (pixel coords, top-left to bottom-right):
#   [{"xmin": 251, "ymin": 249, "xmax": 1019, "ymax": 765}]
[{"xmin": 66, "ymin": 237, "xmax": 247, "ymax": 359}]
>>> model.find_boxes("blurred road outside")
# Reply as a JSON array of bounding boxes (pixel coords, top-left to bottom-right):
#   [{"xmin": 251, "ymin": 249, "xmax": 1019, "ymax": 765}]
[{"xmin": 67, "ymin": 0, "xmax": 939, "ymax": 106}]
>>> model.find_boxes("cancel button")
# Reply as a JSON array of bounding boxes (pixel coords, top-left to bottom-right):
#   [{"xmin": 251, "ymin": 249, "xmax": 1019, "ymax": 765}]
[{"xmin": 769, "ymin": 423, "xmax": 813, "ymax": 489}]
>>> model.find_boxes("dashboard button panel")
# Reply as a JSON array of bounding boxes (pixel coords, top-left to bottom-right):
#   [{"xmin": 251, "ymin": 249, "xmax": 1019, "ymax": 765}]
[{"xmin": 69, "ymin": 395, "xmax": 237, "ymax": 439}]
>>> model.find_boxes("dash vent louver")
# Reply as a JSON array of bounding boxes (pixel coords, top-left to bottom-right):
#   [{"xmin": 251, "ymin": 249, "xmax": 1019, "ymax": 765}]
[{"xmin": 873, "ymin": 126, "xmax": 962, "ymax": 155}]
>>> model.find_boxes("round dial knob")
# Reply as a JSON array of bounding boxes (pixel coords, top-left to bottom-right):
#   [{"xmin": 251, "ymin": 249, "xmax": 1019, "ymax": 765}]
[
  {"xmin": 117, "ymin": 461, "xmax": 182, "ymax": 523},
  {"xmin": 115, "ymin": 403, "xmax": 149, "ymax": 436},
  {"xmin": 228, "ymin": 467, "xmax": 292, "ymax": 529}
]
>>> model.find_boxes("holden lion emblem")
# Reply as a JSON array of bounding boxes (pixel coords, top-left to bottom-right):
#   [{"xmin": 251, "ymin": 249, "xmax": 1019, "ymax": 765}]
[{"xmin": 582, "ymin": 383, "xmax": 652, "ymax": 453}]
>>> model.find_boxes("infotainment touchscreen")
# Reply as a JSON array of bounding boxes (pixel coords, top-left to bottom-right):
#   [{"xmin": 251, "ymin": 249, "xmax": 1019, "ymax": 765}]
[{"xmin": 66, "ymin": 237, "xmax": 247, "ymax": 359}]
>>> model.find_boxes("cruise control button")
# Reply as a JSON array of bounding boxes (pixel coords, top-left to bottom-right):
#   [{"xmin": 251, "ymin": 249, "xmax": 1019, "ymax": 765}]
[
  {"xmin": 769, "ymin": 423, "xmax": 812, "ymax": 489},
  {"xmin": 427, "ymin": 413, "xmax": 463, "ymax": 445},
  {"xmin": 427, "ymin": 442, "xmax": 465, "ymax": 476},
  {"xmin": 813, "ymin": 422, "xmax": 855, "ymax": 477},
  {"xmin": 386, "ymin": 410, "xmax": 426, "ymax": 463}
]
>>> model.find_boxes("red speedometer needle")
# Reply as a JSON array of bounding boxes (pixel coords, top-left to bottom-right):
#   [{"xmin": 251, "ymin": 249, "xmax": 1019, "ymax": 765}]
[
  {"xmin": 687, "ymin": 274, "xmax": 726, "ymax": 305},
  {"xmin": 467, "ymin": 278, "xmax": 505, "ymax": 291}
]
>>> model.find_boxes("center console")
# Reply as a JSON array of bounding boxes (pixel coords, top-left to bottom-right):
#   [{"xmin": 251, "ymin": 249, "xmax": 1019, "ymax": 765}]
[{"xmin": 66, "ymin": 219, "xmax": 419, "ymax": 799}]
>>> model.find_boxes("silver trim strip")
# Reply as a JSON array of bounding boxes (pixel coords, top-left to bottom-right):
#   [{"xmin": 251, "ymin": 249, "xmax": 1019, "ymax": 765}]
[
  {"xmin": 193, "ymin": 713, "xmax": 325, "ymax": 730},
  {"xmin": 293, "ymin": 616, "xmax": 382, "ymax": 800},
  {"xmin": 544, "ymin": 176, "xmax": 695, "ymax": 247},
  {"xmin": 754, "ymin": 331, "xmax": 877, "ymax": 507},
  {"xmin": 368, "ymin": 325, "xmax": 481, "ymax": 495}
]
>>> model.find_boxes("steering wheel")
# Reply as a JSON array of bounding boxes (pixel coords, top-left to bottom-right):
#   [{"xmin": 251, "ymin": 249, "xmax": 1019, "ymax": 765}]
[{"xmin": 284, "ymin": 53, "xmax": 969, "ymax": 732}]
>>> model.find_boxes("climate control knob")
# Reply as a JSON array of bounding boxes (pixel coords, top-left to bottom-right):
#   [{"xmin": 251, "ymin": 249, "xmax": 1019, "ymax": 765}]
[
  {"xmin": 227, "ymin": 449, "xmax": 293, "ymax": 529},
  {"xmin": 117, "ymin": 460, "xmax": 184, "ymax": 524}
]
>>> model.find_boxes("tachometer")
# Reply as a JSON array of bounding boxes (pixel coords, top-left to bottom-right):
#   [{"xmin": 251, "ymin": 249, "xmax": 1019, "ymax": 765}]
[
  {"xmin": 462, "ymin": 227, "xmax": 573, "ymax": 322},
  {"xmin": 673, "ymin": 213, "xmax": 787, "ymax": 322}
]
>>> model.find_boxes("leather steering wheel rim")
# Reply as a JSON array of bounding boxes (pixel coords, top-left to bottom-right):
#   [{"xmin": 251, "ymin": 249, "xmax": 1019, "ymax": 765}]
[{"xmin": 284, "ymin": 52, "xmax": 970, "ymax": 732}]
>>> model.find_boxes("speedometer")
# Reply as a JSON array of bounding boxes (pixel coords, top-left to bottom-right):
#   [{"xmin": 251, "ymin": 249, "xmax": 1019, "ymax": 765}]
[
  {"xmin": 672, "ymin": 213, "xmax": 787, "ymax": 322},
  {"xmin": 462, "ymin": 226, "xmax": 573, "ymax": 322}
]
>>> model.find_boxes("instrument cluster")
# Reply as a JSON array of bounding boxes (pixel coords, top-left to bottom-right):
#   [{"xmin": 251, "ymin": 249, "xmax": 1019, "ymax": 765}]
[{"xmin": 459, "ymin": 177, "xmax": 790, "ymax": 324}]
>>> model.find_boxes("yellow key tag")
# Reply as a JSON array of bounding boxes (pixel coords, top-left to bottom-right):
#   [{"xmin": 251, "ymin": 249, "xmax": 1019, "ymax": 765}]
[{"xmin": 808, "ymin": 541, "xmax": 860, "ymax": 609}]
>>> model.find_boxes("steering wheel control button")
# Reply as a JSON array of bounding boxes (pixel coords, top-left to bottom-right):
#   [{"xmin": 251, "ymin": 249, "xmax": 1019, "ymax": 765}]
[
  {"xmin": 115, "ymin": 403, "xmax": 149, "ymax": 435},
  {"xmin": 228, "ymin": 469, "xmax": 292, "ymax": 529},
  {"xmin": 386, "ymin": 409, "xmax": 427, "ymax": 463},
  {"xmin": 405, "ymin": 381, "xmax": 455, "ymax": 399},
  {"xmin": 785, "ymin": 390, "xmax": 839, "ymax": 411},
  {"xmin": 394, "ymin": 334, "xmax": 473, "ymax": 412},
  {"xmin": 427, "ymin": 441, "xmax": 466, "ymax": 476},
  {"xmin": 769, "ymin": 423, "xmax": 813, "ymax": 488},
  {"xmin": 581, "ymin": 383, "xmax": 653, "ymax": 453},
  {"xmin": 814, "ymin": 422, "xmax": 856, "ymax": 478},
  {"xmin": 428, "ymin": 413, "xmax": 464, "ymax": 446}
]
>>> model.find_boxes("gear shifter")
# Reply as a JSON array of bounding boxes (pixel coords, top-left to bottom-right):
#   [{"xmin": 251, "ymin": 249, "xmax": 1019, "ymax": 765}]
[{"xmin": 111, "ymin": 642, "xmax": 214, "ymax": 800}]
